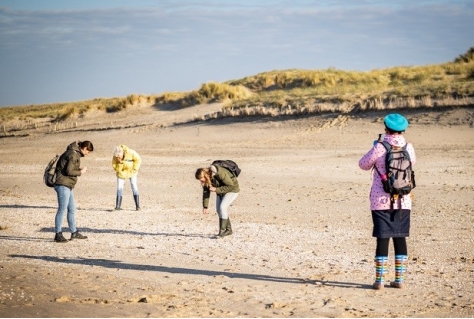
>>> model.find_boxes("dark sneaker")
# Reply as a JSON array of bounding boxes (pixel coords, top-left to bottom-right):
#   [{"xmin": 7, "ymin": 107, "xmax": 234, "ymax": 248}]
[
  {"xmin": 70, "ymin": 231, "xmax": 88, "ymax": 240},
  {"xmin": 54, "ymin": 232, "xmax": 68, "ymax": 243}
]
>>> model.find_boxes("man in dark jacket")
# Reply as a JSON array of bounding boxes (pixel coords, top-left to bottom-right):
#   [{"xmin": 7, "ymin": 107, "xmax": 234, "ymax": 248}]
[{"xmin": 53, "ymin": 140, "xmax": 94, "ymax": 243}]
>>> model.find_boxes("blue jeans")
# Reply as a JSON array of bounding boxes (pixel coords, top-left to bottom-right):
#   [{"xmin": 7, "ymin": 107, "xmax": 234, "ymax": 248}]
[{"xmin": 54, "ymin": 185, "xmax": 77, "ymax": 233}]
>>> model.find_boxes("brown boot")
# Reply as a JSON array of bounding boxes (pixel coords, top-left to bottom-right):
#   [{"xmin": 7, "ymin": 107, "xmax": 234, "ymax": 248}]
[
  {"xmin": 54, "ymin": 232, "xmax": 68, "ymax": 243},
  {"xmin": 70, "ymin": 231, "xmax": 88, "ymax": 240}
]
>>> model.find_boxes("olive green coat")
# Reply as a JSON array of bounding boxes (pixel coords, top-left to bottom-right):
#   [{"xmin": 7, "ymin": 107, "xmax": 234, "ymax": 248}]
[{"xmin": 202, "ymin": 165, "xmax": 240, "ymax": 208}]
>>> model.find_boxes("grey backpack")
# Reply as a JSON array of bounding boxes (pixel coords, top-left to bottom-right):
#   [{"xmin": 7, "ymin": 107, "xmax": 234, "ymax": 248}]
[
  {"xmin": 212, "ymin": 160, "xmax": 241, "ymax": 177},
  {"xmin": 44, "ymin": 154, "xmax": 59, "ymax": 187},
  {"xmin": 375, "ymin": 141, "xmax": 416, "ymax": 197}
]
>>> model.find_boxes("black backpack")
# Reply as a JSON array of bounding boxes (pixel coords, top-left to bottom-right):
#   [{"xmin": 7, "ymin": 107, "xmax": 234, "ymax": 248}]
[
  {"xmin": 375, "ymin": 141, "xmax": 416, "ymax": 199},
  {"xmin": 212, "ymin": 160, "xmax": 241, "ymax": 177},
  {"xmin": 44, "ymin": 154, "xmax": 59, "ymax": 187}
]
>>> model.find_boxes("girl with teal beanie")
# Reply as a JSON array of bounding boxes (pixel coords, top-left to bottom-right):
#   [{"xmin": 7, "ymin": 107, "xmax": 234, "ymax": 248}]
[{"xmin": 359, "ymin": 113, "xmax": 416, "ymax": 290}]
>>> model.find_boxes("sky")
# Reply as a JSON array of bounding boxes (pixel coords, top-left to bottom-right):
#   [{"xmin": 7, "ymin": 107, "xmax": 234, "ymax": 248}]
[{"xmin": 0, "ymin": 0, "xmax": 473, "ymax": 107}]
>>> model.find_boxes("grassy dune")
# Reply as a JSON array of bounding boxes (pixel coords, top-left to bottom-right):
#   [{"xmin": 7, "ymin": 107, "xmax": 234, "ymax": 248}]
[{"xmin": 1, "ymin": 48, "xmax": 473, "ymax": 126}]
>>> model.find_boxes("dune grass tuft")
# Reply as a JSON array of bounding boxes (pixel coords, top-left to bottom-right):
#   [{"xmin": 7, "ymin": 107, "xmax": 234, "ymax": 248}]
[{"xmin": 1, "ymin": 47, "xmax": 473, "ymax": 126}]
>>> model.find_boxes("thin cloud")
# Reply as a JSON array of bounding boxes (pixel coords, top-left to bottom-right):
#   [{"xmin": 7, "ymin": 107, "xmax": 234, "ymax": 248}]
[{"xmin": 0, "ymin": 1, "xmax": 473, "ymax": 106}]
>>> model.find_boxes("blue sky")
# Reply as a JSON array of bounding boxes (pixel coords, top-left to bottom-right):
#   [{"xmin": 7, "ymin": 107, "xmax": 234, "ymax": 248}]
[{"xmin": 0, "ymin": 0, "xmax": 473, "ymax": 107}]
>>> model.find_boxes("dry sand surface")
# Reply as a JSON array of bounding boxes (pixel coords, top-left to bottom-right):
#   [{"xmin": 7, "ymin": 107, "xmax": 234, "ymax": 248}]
[{"xmin": 0, "ymin": 104, "xmax": 473, "ymax": 318}]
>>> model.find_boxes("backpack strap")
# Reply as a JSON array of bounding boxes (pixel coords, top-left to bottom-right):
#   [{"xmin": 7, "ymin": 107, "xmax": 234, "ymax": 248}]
[
  {"xmin": 378, "ymin": 141, "xmax": 398, "ymax": 210},
  {"xmin": 373, "ymin": 165, "xmax": 382, "ymax": 177},
  {"xmin": 372, "ymin": 141, "xmax": 390, "ymax": 178},
  {"xmin": 380, "ymin": 141, "xmax": 391, "ymax": 151}
]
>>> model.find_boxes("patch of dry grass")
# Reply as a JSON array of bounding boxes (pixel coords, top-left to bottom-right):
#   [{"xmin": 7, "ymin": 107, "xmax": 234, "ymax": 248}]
[
  {"xmin": 154, "ymin": 82, "xmax": 252, "ymax": 109},
  {"xmin": 1, "ymin": 47, "xmax": 473, "ymax": 126}
]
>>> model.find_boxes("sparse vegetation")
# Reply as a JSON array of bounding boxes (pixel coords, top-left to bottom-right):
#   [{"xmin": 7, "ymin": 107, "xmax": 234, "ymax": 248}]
[
  {"xmin": 154, "ymin": 82, "xmax": 252, "ymax": 108},
  {"xmin": 454, "ymin": 47, "xmax": 474, "ymax": 63},
  {"xmin": 1, "ymin": 47, "xmax": 473, "ymax": 129}
]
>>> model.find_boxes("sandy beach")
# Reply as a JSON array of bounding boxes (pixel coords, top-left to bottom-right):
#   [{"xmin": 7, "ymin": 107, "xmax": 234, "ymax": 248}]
[{"xmin": 0, "ymin": 104, "xmax": 473, "ymax": 318}]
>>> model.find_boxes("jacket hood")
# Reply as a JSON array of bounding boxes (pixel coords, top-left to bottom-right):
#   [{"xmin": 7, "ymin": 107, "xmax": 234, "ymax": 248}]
[
  {"xmin": 67, "ymin": 141, "xmax": 84, "ymax": 156},
  {"xmin": 120, "ymin": 144, "xmax": 130, "ymax": 153},
  {"xmin": 383, "ymin": 134, "xmax": 407, "ymax": 148},
  {"xmin": 210, "ymin": 165, "xmax": 218, "ymax": 174}
]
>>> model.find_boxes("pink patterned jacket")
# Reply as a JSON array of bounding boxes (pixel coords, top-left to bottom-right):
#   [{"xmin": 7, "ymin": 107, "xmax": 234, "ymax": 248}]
[{"xmin": 359, "ymin": 134, "xmax": 416, "ymax": 210}]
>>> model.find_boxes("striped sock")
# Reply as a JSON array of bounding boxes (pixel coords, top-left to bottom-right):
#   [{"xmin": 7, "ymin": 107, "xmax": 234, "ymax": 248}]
[
  {"xmin": 374, "ymin": 256, "xmax": 389, "ymax": 284},
  {"xmin": 394, "ymin": 255, "xmax": 408, "ymax": 283}
]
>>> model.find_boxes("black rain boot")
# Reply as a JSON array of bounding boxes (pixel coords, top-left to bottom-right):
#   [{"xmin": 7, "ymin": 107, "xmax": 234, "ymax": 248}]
[
  {"xmin": 218, "ymin": 219, "xmax": 229, "ymax": 238},
  {"xmin": 216, "ymin": 218, "xmax": 225, "ymax": 237},
  {"xmin": 224, "ymin": 218, "xmax": 233, "ymax": 236},
  {"xmin": 133, "ymin": 195, "xmax": 140, "ymax": 211},
  {"xmin": 115, "ymin": 196, "xmax": 122, "ymax": 210},
  {"xmin": 54, "ymin": 232, "xmax": 68, "ymax": 243}
]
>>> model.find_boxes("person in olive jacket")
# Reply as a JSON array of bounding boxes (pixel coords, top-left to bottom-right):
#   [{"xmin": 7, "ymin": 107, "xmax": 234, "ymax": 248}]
[
  {"xmin": 112, "ymin": 144, "xmax": 142, "ymax": 211},
  {"xmin": 195, "ymin": 163, "xmax": 240, "ymax": 238},
  {"xmin": 53, "ymin": 140, "xmax": 94, "ymax": 243}
]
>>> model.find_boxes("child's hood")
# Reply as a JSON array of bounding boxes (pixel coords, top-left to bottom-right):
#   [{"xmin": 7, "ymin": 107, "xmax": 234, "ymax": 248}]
[{"xmin": 383, "ymin": 134, "xmax": 407, "ymax": 147}]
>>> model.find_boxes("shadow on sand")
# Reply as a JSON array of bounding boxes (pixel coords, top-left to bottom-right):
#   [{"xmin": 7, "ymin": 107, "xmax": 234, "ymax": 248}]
[
  {"xmin": 0, "ymin": 204, "xmax": 56, "ymax": 209},
  {"xmin": 38, "ymin": 226, "xmax": 211, "ymax": 238},
  {"xmin": 9, "ymin": 254, "xmax": 372, "ymax": 289}
]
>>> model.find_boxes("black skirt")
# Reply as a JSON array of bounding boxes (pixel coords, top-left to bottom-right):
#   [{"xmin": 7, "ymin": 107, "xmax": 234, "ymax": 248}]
[{"xmin": 371, "ymin": 209, "xmax": 410, "ymax": 238}]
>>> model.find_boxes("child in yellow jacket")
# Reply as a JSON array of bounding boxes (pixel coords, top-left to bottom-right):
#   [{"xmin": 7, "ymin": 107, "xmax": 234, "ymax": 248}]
[{"xmin": 112, "ymin": 144, "xmax": 142, "ymax": 210}]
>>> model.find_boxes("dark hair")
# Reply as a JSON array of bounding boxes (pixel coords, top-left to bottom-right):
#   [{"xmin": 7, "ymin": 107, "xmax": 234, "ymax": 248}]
[
  {"xmin": 195, "ymin": 168, "xmax": 212, "ymax": 187},
  {"xmin": 384, "ymin": 124, "xmax": 403, "ymax": 135},
  {"xmin": 78, "ymin": 140, "xmax": 94, "ymax": 151}
]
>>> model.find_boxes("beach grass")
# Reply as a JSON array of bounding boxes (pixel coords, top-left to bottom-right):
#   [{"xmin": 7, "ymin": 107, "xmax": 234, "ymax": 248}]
[{"xmin": 1, "ymin": 47, "xmax": 473, "ymax": 124}]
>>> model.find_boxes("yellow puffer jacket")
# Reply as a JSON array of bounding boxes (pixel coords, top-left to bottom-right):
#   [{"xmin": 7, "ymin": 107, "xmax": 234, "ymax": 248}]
[{"xmin": 112, "ymin": 145, "xmax": 141, "ymax": 179}]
